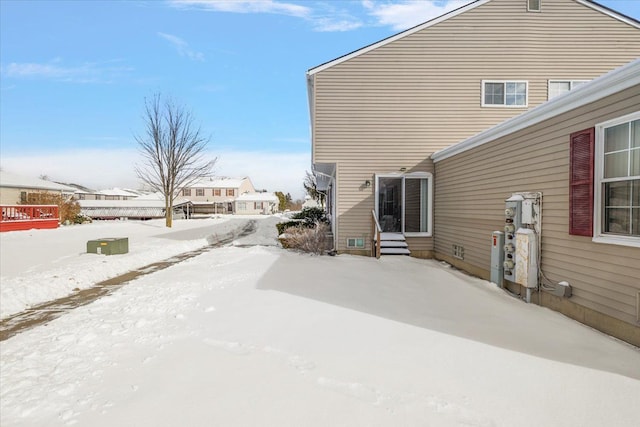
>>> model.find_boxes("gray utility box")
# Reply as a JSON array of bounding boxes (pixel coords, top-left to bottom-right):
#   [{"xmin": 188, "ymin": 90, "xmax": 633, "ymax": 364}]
[{"xmin": 87, "ymin": 238, "xmax": 129, "ymax": 255}]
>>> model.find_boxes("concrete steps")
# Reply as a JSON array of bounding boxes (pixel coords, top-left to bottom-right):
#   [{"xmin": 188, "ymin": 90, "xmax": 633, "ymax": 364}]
[{"xmin": 377, "ymin": 233, "xmax": 410, "ymax": 256}]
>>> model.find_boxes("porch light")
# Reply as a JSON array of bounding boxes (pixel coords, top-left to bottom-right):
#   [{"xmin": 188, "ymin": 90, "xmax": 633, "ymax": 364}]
[{"xmin": 364, "ymin": 180, "xmax": 371, "ymax": 187}]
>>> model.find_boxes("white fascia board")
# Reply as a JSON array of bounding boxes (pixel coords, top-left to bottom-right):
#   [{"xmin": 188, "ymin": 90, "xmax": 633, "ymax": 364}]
[
  {"xmin": 432, "ymin": 59, "xmax": 640, "ymax": 162},
  {"xmin": 576, "ymin": 0, "xmax": 640, "ymax": 29},
  {"xmin": 306, "ymin": 0, "xmax": 488, "ymax": 76}
]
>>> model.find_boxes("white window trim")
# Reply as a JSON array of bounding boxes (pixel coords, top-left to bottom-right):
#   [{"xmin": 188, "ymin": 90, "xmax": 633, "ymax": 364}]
[
  {"xmin": 481, "ymin": 80, "xmax": 528, "ymax": 108},
  {"xmin": 593, "ymin": 111, "xmax": 640, "ymax": 248},
  {"xmin": 548, "ymin": 79, "xmax": 589, "ymax": 100},
  {"xmin": 374, "ymin": 172, "xmax": 433, "ymax": 237}
]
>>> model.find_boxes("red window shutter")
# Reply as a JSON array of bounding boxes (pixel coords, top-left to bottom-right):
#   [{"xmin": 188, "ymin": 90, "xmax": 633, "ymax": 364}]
[{"xmin": 569, "ymin": 128, "xmax": 595, "ymax": 236}]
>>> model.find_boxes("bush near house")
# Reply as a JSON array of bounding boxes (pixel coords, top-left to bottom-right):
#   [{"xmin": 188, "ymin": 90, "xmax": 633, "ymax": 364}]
[
  {"xmin": 19, "ymin": 191, "xmax": 82, "ymax": 224},
  {"xmin": 277, "ymin": 207, "xmax": 330, "ymax": 254},
  {"xmin": 280, "ymin": 223, "xmax": 329, "ymax": 255},
  {"xmin": 275, "ymin": 207, "xmax": 329, "ymax": 235}
]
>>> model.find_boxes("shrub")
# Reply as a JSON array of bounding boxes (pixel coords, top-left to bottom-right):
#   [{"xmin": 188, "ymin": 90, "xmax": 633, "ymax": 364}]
[
  {"xmin": 276, "ymin": 220, "xmax": 303, "ymax": 235},
  {"xmin": 19, "ymin": 191, "xmax": 81, "ymax": 224},
  {"xmin": 280, "ymin": 223, "xmax": 329, "ymax": 255},
  {"xmin": 73, "ymin": 213, "xmax": 92, "ymax": 224},
  {"xmin": 291, "ymin": 207, "xmax": 328, "ymax": 225}
]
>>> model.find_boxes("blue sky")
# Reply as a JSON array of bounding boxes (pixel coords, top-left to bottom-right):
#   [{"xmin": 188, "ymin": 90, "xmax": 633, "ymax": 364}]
[{"xmin": 1, "ymin": 0, "xmax": 639, "ymax": 197}]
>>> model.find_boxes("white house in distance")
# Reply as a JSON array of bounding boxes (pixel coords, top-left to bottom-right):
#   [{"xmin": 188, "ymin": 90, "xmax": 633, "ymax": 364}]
[
  {"xmin": 234, "ymin": 192, "xmax": 279, "ymax": 215},
  {"xmin": 0, "ymin": 171, "xmax": 77, "ymax": 204},
  {"xmin": 181, "ymin": 177, "xmax": 255, "ymax": 214}
]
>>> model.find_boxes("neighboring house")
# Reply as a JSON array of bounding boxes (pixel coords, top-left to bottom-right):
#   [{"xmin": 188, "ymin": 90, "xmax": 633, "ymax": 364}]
[
  {"xmin": 234, "ymin": 193, "xmax": 279, "ymax": 215},
  {"xmin": 0, "ymin": 171, "xmax": 77, "ymax": 204},
  {"xmin": 76, "ymin": 188, "xmax": 142, "ymax": 201},
  {"xmin": 180, "ymin": 177, "xmax": 255, "ymax": 214},
  {"xmin": 431, "ymin": 59, "xmax": 640, "ymax": 345},
  {"xmin": 307, "ymin": 0, "xmax": 640, "ymax": 256}
]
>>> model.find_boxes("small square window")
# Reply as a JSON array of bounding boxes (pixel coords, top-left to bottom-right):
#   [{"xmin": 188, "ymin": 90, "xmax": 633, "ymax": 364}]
[
  {"xmin": 527, "ymin": 0, "xmax": 541, "ymax": 12},
  {"xmin": 346, "ymin": 238, "xmax": 365, "ymax": 249},
  {"xmin": 196, "ymin": 188, "xmax": 204, "ymax": 197}
]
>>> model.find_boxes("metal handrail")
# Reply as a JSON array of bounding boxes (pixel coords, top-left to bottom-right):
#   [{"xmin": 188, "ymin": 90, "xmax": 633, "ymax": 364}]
[{"xmin": 371, "ymin": 210, "xmax": 381, "ymax": 259}]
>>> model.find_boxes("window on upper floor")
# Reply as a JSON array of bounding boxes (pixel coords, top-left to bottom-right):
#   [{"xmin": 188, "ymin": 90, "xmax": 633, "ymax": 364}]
[
  {"xmin": 548, "ymin": 80, "xmax": 588, "ymax": 100},
  {"xmin": 226, "ymin": 189, "xmax": 235, "ymax": 197},
  {"xmin": 182, "ymin": 188, "xmax": 191, "ymax": 196},
  {"xmin": 527, "ymin": 0, "xmax": 541, "ymax": 12},
  {"xmin": 482, "ymin": 81, "xmax": 528, "ymax": 107},
  {"xmin": 570, "ymin": 112, "xmax": 640, "ymax": 248},
  {"xmin": 213, "ymin": 189, "xmax": 221, "ymax": 196},
  {"xmin": 196, "ymin": 188, "xmax": 204, "ymax": 197}
]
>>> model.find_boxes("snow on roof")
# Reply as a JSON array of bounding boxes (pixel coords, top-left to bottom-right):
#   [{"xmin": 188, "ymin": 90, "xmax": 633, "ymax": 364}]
[
  {"xmin": 0, "ymin": 171, "xmax": 78, "ymax": 192},
  {"xmin": 235, "ymin": 192, "xmax": 278, "ymax": 202},
  {"xmin": 97, "ymin": 188, "xmax": 141, "ymax": 197},
  {"xmin": 188, "ymin": 177, "xmax": 248, "ymax": 189}
]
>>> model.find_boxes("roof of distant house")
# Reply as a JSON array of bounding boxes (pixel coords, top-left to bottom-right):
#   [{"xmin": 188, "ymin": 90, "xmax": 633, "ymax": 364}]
[
  {"xmin": 188, "ymin": 177, "xmax": 251, "ymax": 189},
  {"xmin": 97, "ymin": 188, "xmax": 142, "ymax": 197},
  {"xmin": 0, "ymin": 171, "xmax": 78, "ymax": 192}
]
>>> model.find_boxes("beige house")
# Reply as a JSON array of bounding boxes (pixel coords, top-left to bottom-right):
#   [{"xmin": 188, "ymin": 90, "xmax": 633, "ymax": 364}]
[
  {"xmin": 75, "ymin": 188, "xmax": 141, "ymax": 201},
  {"xmin": 0, "ymin": 171, "xmax": 77, "ymax": 204},
  {"xmin": 180, "ymin": 177, "xmax": 255, "ymax": 214},
  {"xmin": 307, "ymin": 0, "xmax": 640, "ymax": 257},
  {"xmin": 431, "ymin": 59, "xmax": 640, "ymax": 345},
  {"xmin": 234, "ymin": 193, "xmax": 279, "ymax": 215}
]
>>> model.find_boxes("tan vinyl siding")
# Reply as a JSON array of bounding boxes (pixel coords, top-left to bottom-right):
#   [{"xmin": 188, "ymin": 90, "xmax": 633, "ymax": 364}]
[
  {"xmin": 311, "ymin": 0, "xmax": 640, "ymax": 254},
  {"xmin": 434, "ymin": 85, "xmax": 640, "ymax": 326}
]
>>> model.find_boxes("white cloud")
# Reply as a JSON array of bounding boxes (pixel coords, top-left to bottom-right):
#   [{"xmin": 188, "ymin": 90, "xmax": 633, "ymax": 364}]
[
  {"xmin": 1, "ymin": 60, "xmax": 131, "ymax": 83},
  {"xmin": 157, "ymin": 32, "xmax": 205, "ymax": 61},
  {"xmin": 168, "ymin": 0, "xmax": 362, "ymax": 33},
  {"xmin": 0, "ymin": 148, "xmax": 309, "ymax": 199},
  {"xmin": 313, "ymin": 18, "xmax": 363, "ymax": 32},
  {"xmin": 169, "ymin": 0, "xmax": 311, "ymax": 18},
  {"xmin": 363, "ymin": 0, "xmax": 473, "ymax": 31}
]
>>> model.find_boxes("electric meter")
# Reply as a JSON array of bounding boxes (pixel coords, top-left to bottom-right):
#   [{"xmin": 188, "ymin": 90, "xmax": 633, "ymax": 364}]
[
  {"xmin": 505, "ymin": 208, "xmax": 515, "ymax": 218},
  {"xmin": 504, "ymin": 224, "xmax": 516, "ymax": 233},
  {"xmin": 504, "ymin": 243, "xmax": 515, "ymax": 253},
  {"xmin": 503, "ymin": 260, "xmax": 515, "ymax": 269}
]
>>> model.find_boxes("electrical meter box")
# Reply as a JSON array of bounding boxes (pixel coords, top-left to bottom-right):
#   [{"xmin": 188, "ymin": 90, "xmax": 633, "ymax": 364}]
[
  {"xmin": 504, "ymin": 195, "xmax": 523, "ymax": 281},
  {"xmin": 490, "ymin": 231, "xmax": 505, "ymax": 287},
  {"xmin": 87, "ymin": 237, "xmax": 129, "ymax": 255},
  {"xmin": 515, "ymin": 229, "xmax": 538, "ymax": 288}
]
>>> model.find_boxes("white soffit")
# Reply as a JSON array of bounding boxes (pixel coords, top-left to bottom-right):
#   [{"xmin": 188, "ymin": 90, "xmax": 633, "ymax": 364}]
[{"xmin": 432, "ymin": 59, "xmax": 640, "ymax": 162}]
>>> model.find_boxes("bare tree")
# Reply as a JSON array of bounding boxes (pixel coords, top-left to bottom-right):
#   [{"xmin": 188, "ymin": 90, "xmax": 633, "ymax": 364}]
[
  {"xmin": 135, "ymin": 94, "xmax": 216, "ymax": 227},
  {"xmin": 303, "ymin": 171, "xmax": 325, "ymax": 208}
]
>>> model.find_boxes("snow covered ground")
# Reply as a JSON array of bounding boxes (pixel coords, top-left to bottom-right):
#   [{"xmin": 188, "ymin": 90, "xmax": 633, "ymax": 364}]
[{"xmin": 1, "ymin": 216, "xmax": 639, "ymax": 426}]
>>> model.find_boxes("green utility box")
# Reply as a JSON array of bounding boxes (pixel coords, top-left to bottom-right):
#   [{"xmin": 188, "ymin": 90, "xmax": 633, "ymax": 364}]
[{"xmin": 87, "ymin": 237, "xmax": 129, "ymax": 255}]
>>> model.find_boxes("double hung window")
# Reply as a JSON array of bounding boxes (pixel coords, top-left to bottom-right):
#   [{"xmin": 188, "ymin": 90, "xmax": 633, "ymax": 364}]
[
  {"xmin": 482, "ymin": 81, "xmax": 528, "ymax": 107},
  {"xmin": 596, "ymin": 114, "xmax": 640, "ymax": 241}
]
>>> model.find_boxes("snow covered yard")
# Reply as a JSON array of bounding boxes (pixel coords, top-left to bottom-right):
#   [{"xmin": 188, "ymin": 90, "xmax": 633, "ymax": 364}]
[
  {"xmin": 0, "ymin": 216, "xmax": 246, "ymax": 318},
  {"xmin": 1, "ymin": 217, "xmax": 639, "ymax": 426}
]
